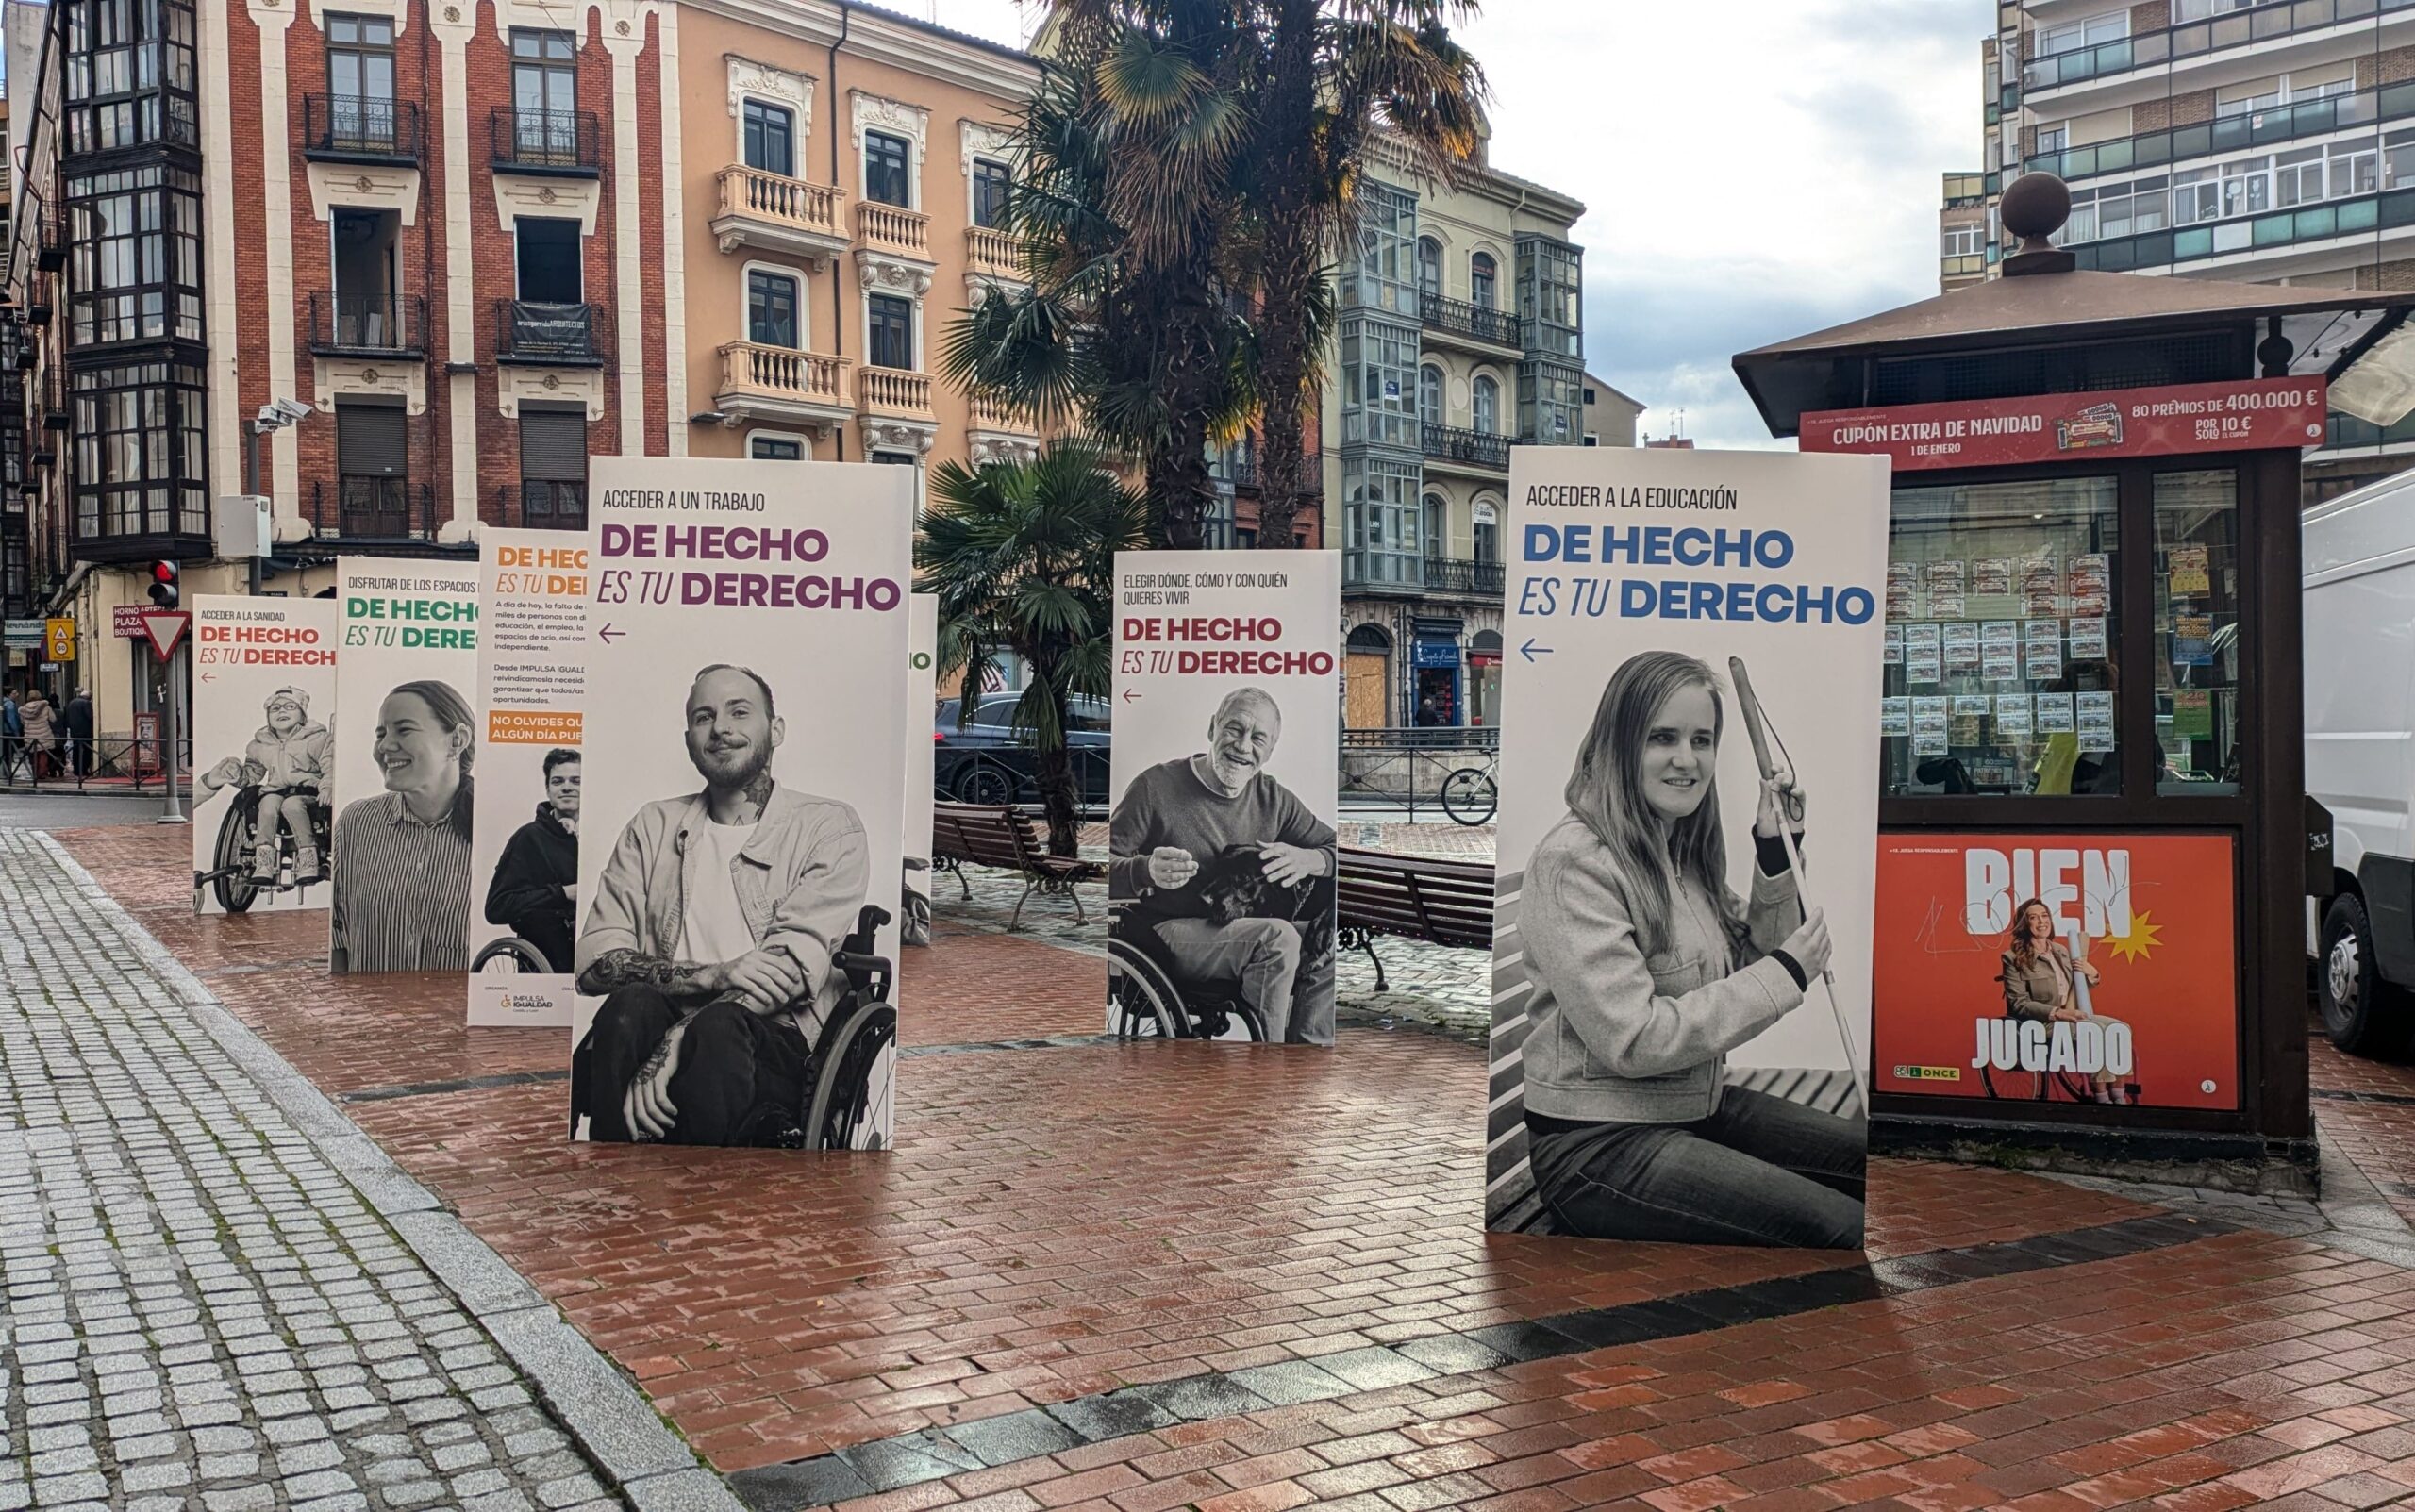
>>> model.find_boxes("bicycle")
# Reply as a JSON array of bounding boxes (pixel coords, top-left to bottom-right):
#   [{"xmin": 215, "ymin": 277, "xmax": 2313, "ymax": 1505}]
[{"xmin": 1440, "ymin": 751, "xmax": 1498, "ymax": 826}]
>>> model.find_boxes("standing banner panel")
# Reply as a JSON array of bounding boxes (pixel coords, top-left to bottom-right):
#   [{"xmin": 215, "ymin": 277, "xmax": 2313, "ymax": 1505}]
[
  {"xmin": 572, "ymin": 458, "xmax": 911, "ymax": 1150},
  {"xmin": 465, "ymin": 529, "xmax": 591, "ymax": 1027},
  {"xmin": 1107, "ymin": 551, "xmax": 1341, "ymax": 1044},
  {"xmin": 191, "ymin": 595, "xmax": 339, "ymax": 917},
  {"xmin": 1488, "ymin": 448, "xmax": 1890, "ymax": 1248},
  {"xmin": 330, "ymin": 558, "xmax": 481, "ymax": 975},
  {"xmin": 1873, "ymin": 832, "xmax": 2239, "ymax": 1109},
  {"xmin": 903, "ymin": 594, "xmax": 938, "ymax": 948}
]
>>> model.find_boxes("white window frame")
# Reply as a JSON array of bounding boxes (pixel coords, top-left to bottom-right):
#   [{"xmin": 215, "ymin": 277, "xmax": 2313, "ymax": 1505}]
[
  {"xmin": 862, "ymin": 290, "xmax": 922, "ymax": 372},
  {"xmin": 746, "ymin": 429, "xmax": 810, "ymax": 460},
  {"xmin": 967, "ymin": 155, "xmax": 1012, "ymax": 228},
  {"xmin": 2038, "ymin": 10, "xmax": 2125, "ymax": 58},
  {"xmin": 739, "ymin": 258, "xmax": 808, "ymax": 350}
]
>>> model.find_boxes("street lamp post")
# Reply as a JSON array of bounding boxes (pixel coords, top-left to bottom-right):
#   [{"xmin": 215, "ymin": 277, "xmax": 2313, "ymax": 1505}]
[{"xmin": 243, "ymin": 399, "xmax": 312, "ymax": 595}]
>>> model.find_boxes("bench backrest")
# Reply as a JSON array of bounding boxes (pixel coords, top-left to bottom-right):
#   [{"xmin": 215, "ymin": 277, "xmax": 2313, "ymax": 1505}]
[
  {"xmin": 1337, "ymin": 845, "xmax": 1493, "ymax": 949},
  {"xmin": 933, "ymin": 802, "xmax": 1051, "ymax": 873}
]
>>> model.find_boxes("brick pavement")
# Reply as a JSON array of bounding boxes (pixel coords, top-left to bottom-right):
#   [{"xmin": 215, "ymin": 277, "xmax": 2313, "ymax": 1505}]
[
  {"xmin": 42, "ymin": 823, "xmax": 2415, "ymax": 1512},
  {"xmin": 0, "ymin": 829, "xmax": 714, "ymax": 1512}
]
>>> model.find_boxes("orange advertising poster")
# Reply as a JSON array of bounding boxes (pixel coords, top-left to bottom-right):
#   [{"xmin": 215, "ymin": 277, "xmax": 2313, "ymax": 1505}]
[{"xmin": 1872, "ymin": 833, "xmax": 2238, "ymax": 1111}]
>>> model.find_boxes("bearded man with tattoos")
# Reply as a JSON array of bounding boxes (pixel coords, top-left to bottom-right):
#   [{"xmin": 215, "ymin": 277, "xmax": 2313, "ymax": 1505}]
[{"xmin": 575, "ymin": 664, "xmax": 870, "ymax": 1145}]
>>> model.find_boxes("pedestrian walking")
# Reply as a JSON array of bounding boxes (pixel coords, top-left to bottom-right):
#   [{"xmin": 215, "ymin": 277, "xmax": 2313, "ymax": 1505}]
[
  {"xmin": 1, "ymin": 688, "xmax": 21, "ymax": 782},
  {"xmin": 63, "ymin": 690, "xmax": 93, "ymax": 778},
  {"xmin": 19, "ymin": 688, "xmax": 59, "ymax": 781}
]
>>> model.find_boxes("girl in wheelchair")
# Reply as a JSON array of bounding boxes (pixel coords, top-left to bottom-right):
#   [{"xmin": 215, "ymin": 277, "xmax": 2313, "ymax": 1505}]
[{"xmin": 199, "ymin": 687, "xmax": 332, "ymax": 885}]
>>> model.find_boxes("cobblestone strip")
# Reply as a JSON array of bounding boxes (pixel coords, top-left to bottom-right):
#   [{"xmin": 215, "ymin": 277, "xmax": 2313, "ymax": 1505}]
[{"xmin": 2, "ymin": 830, "xmax": 739, "ymax": 1512}]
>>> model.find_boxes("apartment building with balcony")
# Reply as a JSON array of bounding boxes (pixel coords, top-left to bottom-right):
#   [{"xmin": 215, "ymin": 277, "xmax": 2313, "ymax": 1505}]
[
  {"xmin": 1994, "ymin": 0, "xmax": 2415, "ymax": 496},
  {"xmin": 0, "ymin": 0, "xmax": 685, "ymax": 730},
  {"xmin": 677, "ymin": 2, "xmax": 1039, "ymax": 484},
  {"xmin": 1942, "ymin": 171, "xmax": 1993, "ymax": 290},
  {"xmin": 1329, "ymin": 131, "xmax": 1589, "ymax": 731}
]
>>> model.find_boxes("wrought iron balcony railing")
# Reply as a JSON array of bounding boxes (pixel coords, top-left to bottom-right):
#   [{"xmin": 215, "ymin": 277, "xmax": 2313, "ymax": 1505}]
[
  {"xmin": 308, "ymin": 292, "xmax": 426, "ymax": 356},
  {"xmin": 1421, "ymin": 424, "xmax": 1509, "ymax": 471},
  {"xmin": 1418, "ymin": 292, "xmax": 1519, "ymax": 347},
  {"xmin": 490, "ymin": 107, "xmax": 602, "ymax": 173},
  {"xmin": 304, "ymin": 94, "xmax": 423, "ymax": 160},
  {"xmin": 308, "ymin": 479, "xmax": 439, "ymax": 543}
]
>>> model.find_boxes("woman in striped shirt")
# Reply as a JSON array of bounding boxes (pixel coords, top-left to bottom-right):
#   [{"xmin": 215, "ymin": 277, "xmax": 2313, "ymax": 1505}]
[{"xmin": 330, "ymin": 679, "xmax": 475, "ymax": 973}]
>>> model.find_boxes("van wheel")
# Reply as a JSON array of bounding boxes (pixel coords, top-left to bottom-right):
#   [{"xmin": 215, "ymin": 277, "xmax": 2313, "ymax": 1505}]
[{"xmin": 2320, "ymin": 894, "xmax": 2408, "ymax": 1056}]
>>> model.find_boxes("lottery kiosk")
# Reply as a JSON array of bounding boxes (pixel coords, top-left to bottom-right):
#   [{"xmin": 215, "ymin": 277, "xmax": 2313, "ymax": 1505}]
[{"xmin": 1733, "ymin": 173, "xmax": 2415, "ymax": 1189}]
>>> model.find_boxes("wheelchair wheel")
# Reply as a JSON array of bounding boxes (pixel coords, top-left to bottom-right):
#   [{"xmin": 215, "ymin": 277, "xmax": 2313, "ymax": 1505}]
[
  {"xmin": 1108, "ymin": 934, "xmax": 1186, "ymax": 1038},
  {"xmin": 212, "ymin": 798, "xmax": 262, "ymax": 915},
  {"xmin": 1441, "ymin": 767, "xmax": 1497, "ymax": 827},
  {"xmin": 473, "ymin": 937, "xmax": 553, "ymax": 974},
  {"xmin": 1979, "ymin": 1061, "xmax": 2046, "ymax": 1101},
  {"xmin": 806, "ymin": 999, "xmax": 895, "ymax": 1150}
]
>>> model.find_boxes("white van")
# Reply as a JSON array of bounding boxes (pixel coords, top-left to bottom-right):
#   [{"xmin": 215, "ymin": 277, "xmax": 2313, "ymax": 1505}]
[{"xmin": 2306, "ymin": 474, "xmax": 2415, "ymax": 1055}]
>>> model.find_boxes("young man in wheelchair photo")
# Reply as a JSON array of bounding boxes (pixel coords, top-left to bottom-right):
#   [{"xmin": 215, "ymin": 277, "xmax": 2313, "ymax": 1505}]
[
  {"xmin": 574, "ymin": 664, "xmax": 879, "ymax": 1147},
  {"xmin": 1108, "ymin": 686, "xmax": 1339, "ymax": 1044}
]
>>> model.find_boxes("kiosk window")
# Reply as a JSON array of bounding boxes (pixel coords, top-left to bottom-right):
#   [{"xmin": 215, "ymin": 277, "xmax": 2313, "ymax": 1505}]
[
  {"xmin": 1883, "ymin": 476, "xmax": 2120, "ymax": 797},
  {"xmin": 2153, "ymin": 470, "xmax": 2241, "ymax": 794}
]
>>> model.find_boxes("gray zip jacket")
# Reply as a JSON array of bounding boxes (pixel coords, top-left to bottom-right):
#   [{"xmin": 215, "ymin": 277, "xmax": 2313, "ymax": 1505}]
[{"xmin": 1517, "ymin": 813, "xmax": 1802, "ymax": 1122}]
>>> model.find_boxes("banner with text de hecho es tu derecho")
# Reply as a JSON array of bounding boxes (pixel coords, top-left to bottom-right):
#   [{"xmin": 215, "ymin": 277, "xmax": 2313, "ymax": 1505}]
[{"xmin": 1801, "ymin": 377, "xmax": 2327, "ymax": 472}]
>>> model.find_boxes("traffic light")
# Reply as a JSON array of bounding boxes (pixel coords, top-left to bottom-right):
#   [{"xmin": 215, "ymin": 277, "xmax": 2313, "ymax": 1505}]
[{"xmin": 147, "ymin": 560, "xmax": 179, "ymax": 610}]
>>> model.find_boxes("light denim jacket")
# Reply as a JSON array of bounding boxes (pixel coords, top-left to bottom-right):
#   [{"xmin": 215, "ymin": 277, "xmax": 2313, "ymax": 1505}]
[
  {"xmin": 1518, "ymin": 813, "xmax": 1802, "ymax": 1123},
  {"xmin": 575, "ymin": 784, "xmax": 869, "ymax": 1025}
]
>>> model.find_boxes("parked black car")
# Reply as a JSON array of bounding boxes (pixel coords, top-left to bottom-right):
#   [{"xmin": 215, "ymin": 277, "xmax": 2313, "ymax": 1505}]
[{"xmin": 934, "ymin": 693, "xmax": 1113, "ymax": 806}]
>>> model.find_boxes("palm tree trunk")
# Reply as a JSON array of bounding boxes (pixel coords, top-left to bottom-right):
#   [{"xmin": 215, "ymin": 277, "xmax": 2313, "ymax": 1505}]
[
  {"xmin": 1033, "ymin": 740, "xmax": 1080, "ymax": 857},
  {"xmin": 1254, "ymin": 225, "xmax": 1318, "ymax": 551},
  {"xmin": 1254, "ymin": 0, "xmax": 1320, "ymax": 552},
  {"xmin": 1153, "ymin": 274, "xmax": 1224, "ymax": 551}
]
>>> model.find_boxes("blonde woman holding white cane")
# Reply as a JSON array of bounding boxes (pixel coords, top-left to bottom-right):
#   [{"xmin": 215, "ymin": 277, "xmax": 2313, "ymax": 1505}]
[{"xmin": 1516, "ymin": 650, "xmax": 1866, "ymax": 1249}]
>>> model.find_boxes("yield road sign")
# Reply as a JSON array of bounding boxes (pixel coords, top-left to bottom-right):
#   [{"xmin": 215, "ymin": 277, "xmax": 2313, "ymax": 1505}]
[{"xmin": 141, "ymin": 609, "xmax": 191, "ymax": 662}]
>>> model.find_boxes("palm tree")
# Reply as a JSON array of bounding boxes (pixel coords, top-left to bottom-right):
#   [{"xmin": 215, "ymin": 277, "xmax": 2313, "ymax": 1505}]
[
  {"xmin": 919, "ymin": 443, "xmax": 1154, "ymax": 856},
  {"xmin": 941, "ymin": 1, "xmax": 1258, "ymax": 550},
  {"xmin": 1243, "ymin": 1, "xmax": 1487, "ymax": 551}
]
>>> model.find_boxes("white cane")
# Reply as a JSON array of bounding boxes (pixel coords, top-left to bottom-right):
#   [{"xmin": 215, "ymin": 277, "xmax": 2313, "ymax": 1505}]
[{"xmin": 1728, "ymin": 656, "xmax": 1868, "ymax": 1113}]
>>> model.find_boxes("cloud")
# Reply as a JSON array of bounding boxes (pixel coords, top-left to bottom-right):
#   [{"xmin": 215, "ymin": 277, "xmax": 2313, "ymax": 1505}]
[{"xmin": 920, "ymin": 0, "xmax": 1993, "ymax": 447}]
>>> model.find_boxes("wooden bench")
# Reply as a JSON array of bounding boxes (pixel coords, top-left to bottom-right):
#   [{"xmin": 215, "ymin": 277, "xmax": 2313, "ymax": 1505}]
[
  {"xmin": 1336, "ymin": 845, "xmax": 1494, "ymax": 990},
  {"xmin": 931, "ymin": 801, "xmax": 1102, "ymax": 930}
]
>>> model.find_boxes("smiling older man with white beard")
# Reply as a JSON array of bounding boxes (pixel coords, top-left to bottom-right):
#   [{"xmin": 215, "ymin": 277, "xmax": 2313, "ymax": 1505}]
[{"xmin": 1108, "ymin": 686, "xmax": 1338, "ymax": 1043}]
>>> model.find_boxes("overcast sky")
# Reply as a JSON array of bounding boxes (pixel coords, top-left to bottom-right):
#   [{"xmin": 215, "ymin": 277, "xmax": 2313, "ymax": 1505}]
[{"xmin": 911, "ymin": 0, "xmax": 1993, "ymax": 448}]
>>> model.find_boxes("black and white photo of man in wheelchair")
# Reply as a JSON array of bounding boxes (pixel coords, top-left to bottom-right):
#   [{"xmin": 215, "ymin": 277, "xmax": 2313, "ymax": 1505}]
[
  {"xmin": 195, "ymin": 685, "xmax": 333, "ymax": 913},
  {"xmin": 570, "ymin": 664, "xmax": 895, "ymax": 1150},
  {"xmin": 1108, "ymin": 687, "xmax": 1339, "ymax": 1044}
]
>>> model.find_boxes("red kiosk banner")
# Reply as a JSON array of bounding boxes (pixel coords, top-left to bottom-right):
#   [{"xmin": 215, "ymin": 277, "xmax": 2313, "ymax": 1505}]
[
  {"xmin": 1803, "ymin": 377, "xmax": 2327, "ymax": 472},
  {"xmin": 1871, "ymin": 832, "xmax": 2240, "ymax": 1111}
]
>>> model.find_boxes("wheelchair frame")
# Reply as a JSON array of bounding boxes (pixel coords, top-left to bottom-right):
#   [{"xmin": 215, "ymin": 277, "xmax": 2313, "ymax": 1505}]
[
  {"xmin": 194, "ymin": 783, "xmax": 332, "ymax": 914},
  {"xmin": 566, "ymin": 904, "xmax": 897, "ymax": 1151}
]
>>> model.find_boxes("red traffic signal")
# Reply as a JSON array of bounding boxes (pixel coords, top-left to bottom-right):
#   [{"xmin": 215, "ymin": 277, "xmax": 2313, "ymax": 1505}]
[{"xmin": 147, "ymin": 559, "xmax": 180, "ymax": 609}]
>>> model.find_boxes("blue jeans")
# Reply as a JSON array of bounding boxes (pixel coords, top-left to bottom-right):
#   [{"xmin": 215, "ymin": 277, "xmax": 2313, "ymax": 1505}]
[{"xmin": 1525, "ymin": 1087, "xmax": 1867, "ymax": 1249}]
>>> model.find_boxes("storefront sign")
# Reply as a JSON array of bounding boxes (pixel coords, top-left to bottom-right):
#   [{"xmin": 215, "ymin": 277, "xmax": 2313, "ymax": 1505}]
[
  {"xmin": 114, "ymin": 605, "xmax": 150, "ymax": 639},
  {"xmin": 1108, "ymin": 551, "xmax": 1341, "ymax": 1045},
  {"xmin": 3, "ymin": 619, "xmax": 42, "ymax": 649},
  {"xmin": 1871, "ymin": 832, "xmax": 2239, "ymax": 1110},
  {"xmin": 1802, "ymin": 377, "xmax": 2326, "ymax": 472},
  {"xmin": 1411, "ymin": 639, "xmax": 1460, "ymax": 668},
  {"xmin": 1488, "ymin": 447, "xmax": 1891, "ymax": 1249},
  {"xmin": 191, "ymin": 595, "xmax": 339, "ymax": 918},
  {"xmin": 465, "ymin": 529, "xmax": 589, "ymax": 1028}
]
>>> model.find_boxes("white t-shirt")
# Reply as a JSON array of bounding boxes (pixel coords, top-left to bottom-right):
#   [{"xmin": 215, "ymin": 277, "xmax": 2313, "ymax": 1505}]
[{"xmin": 680, "ymin": 820, "xmax": 759, "ymax": 967}]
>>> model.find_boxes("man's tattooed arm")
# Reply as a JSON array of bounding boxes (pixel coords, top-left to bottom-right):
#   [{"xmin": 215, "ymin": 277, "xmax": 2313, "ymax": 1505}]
[{"xmin": 576, "ymin": 949, "xmax": 724, "ymax": 1001}]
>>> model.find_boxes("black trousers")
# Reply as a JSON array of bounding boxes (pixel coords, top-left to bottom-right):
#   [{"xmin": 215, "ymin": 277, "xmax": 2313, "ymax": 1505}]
[
  {"xmin": 514, "ymin": 912, "xmax": 575, "ymax": 975},
  {"xmin": 584, "ymin": 986, "xmax": 810, "ymax": 1146}
]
